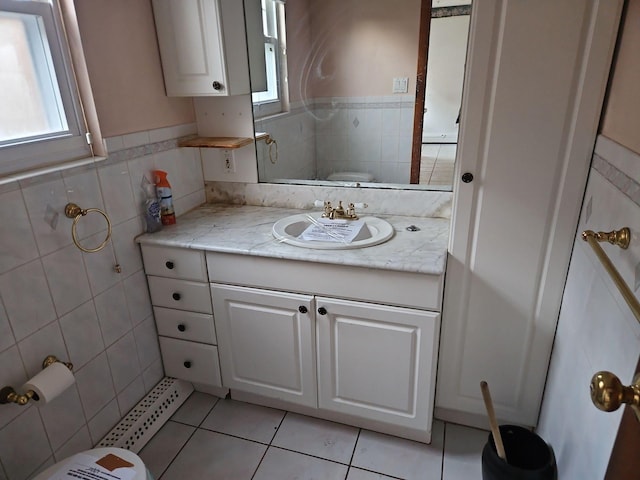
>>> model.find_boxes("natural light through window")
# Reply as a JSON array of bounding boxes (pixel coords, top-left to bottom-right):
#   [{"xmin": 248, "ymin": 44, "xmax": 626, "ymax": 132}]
[
  {"xmin": 252, "ymin": 0, "xmax": 287, "ymax": 117},
  {"xmin": 0, "ymin": 11, "xmax": 68, "ymax": 144},
  {"xmin": 0, "ymin": 0, "xmax": 93, "ymax": 178}
]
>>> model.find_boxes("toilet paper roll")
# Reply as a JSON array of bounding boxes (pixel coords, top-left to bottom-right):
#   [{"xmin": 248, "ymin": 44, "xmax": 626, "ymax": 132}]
[{"xmin": 22, "ymin": 362, "xmax": 76, "ymax": 405}]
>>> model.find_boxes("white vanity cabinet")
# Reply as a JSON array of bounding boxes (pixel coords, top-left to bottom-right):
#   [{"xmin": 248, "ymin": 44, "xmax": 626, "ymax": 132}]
[
  {"xmin": 141, "ymin": 245, "xmax": 226, "ymax": 394},
  {"xmin": 207, "ymin": 252, "xmax": 442, "ymax": 442},
  {"xmin": 152, "ymin": 0, "xmax": 250, "ymax": 96}
]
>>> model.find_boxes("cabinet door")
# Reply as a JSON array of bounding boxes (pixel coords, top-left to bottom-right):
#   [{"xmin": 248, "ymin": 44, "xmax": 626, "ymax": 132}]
[
  {"xmin": 152, "ymin": 0, "xmax": 227, "ymax": 96},
  {"xmin": 438, "ymin": 0, "xmax": 622, "ymax": 427},
  {"xmin": 211, "ymin": 284, "xmax": 317, "ymax": 407},
  {"xmin": 316, "ymin": 297, "xmax": 440, "ymax": 438}
]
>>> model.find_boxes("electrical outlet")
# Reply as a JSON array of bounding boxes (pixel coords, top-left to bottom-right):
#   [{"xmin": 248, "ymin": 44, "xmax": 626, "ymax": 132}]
[{"xmin": 223, "ymin": 149, "xmax": 235, "ymax": 173}]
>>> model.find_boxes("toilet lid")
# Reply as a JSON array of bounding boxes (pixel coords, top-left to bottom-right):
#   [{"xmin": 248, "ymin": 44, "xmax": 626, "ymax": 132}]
[{"xmin": 33, "ymin": 447, "xmax": 147, "ymax": 480}]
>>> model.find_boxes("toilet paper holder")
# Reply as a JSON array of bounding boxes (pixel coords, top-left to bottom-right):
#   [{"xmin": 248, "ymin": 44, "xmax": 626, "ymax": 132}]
[{"xmin": 0, "ymin": 355, "xmax": 73, "ymax": 406}]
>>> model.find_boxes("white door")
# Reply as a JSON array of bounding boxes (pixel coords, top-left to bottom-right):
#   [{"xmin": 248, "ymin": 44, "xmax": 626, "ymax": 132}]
[
  {"xmin": 316, "ymin": 297, "xmax": 440, "ymax": 440},
  {"xmin": 422, "ymin": 14, "xmax": 470, "ymax": 143},
  {"xmin": 211, "ymin": 284, "xmax": 317, "ymax": 407},
  {"xmin": 437, "ymin": 0, "xmax": 623, "ymax": 427}
]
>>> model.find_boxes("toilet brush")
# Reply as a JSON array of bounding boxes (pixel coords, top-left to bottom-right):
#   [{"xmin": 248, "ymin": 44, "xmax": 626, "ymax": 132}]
[{"xmin": 480, "ymin": 380, "xmax": 508, "ymax": 463}]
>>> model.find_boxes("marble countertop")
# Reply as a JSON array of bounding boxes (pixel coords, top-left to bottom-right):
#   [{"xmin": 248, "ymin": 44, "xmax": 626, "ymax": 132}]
[{"xmin": 137, "ymin": 204, "xmax": 450, "ymax": 275}]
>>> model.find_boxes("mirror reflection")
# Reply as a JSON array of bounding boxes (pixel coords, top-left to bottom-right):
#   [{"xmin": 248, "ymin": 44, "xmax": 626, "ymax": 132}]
[{"xmin": 246, "ymin": 0, "xmax": 471, "ymax": 190}]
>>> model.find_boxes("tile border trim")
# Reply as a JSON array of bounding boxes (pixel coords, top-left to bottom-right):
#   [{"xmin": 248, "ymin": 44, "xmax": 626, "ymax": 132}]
[
  {"xmin": 592, "ymin": 135, "xmax": 640, "ymax": 208},
  {"xmin": 592, "ymin": 154, "xmax": 640, "ymax": 208}
]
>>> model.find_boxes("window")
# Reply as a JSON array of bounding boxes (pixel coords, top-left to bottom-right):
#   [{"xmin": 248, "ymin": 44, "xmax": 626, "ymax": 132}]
[
  {"xmin": 251, "ymin": 0, "xmax": 287, "ymax": 118},
  {"xmin": 0, "ymin": 0, "xmax": 92, "ymax": 177}
]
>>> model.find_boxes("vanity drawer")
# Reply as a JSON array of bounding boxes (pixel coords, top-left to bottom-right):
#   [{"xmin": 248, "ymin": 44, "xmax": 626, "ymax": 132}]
[
  {"xmin": 147, "ymin": 276, "xmax": 213, "ymax": 314},
  {"xmin": 141, "ymin": 245, "xmax": 207, "ymax": 281},
  {"xmin": 159, "ymin": 337, "xmax": 222, "ymax": 387},
  {"xmin": 154, "ymin": 306, "xmax": 217, "ymax": 344}
]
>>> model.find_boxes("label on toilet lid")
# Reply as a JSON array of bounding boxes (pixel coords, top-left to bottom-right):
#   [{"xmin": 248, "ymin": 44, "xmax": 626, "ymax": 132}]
[{"xmin": 49, "ymin": 453, "xmax": 136, "ymax": 480}]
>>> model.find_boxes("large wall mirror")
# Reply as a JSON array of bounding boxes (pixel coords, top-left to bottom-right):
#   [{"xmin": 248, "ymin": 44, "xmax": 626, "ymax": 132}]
[{"xmin": 245, "ymin": 0, "xmax": 471, "ymax": 191}]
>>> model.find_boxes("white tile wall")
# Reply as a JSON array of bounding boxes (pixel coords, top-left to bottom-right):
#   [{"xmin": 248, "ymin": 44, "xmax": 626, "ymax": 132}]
[
  {"xmin": 538, "ymin": 136, "xmax": 640, "ymax": 478},
  {"xmin": 0, "ymin": 123, "xmax": 200, "ymax": 480},
  {"xmin": 0, "ymin": 301, "xmax": 15, "ymax": 352},
  {"xmin": 58, "ymin": 301, "xmax": 105, "ymax": 370},
  {"xmin": 0, "ymin": 190, "xmax": 38, "ymax": 274},
  {"xmin": 1, "ymin": 261, "xmax": 57, "ymax": 342},
  {"xmin": 106, "ymin": 332, "xmax": 141, "ymax": 392},
  {"xmin": 94, "ymin": 283, "xmax": 133, "ymax": 347},
  {"xmin": 42, "ymin": 245, "xmax": 92, "ymax": 317},
  {"xmin": 87, "ymin": 398, "xmax": 121, "ymax": 445},
  {"xmin": 53, "ymin": 426, "xmax": 92, "ymax": 463},
  {"xmin": 255, "ymin": 96, "xmax": 416, "ymax": 183},
  {"xmin": 0, "ymin": 407, "xmax": 51, "ymax": 479}
]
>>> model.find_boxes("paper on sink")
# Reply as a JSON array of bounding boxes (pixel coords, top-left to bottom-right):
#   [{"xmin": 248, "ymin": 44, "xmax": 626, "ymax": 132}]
[{"xmin": 298, "ymin": 219, "xmax": 365, "ymax": 243}]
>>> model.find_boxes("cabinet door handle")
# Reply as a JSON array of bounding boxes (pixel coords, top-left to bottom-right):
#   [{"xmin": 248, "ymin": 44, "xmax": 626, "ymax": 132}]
[
  {"xmin": 317, "ymin": 307, "xmax": 327, "ymax": 315},
  {"xmin": 298, "ymin": 306, "xmax": 308, "ymax": 314},
  {"xmin": 172, "ymin": 292, "xmax": 181, "ymax": 301},
  {"xmin": 212, "ymin": 81, "xmax": 223, "ymax": 91},
  {"xmin": 177, "ymin": 324, "xmax": 186, "ymax": 332},
  {"xmin": 165, "ymin": 261, "xmax": 174, "ymax": 270},
  {"xmin": 183, "ymin": 361, "xmax": 192, "ymax": 369}
]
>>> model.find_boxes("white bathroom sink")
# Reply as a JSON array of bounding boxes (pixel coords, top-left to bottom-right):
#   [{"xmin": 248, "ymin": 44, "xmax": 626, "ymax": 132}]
[{"xmin": 272, "ymin": 213, "xmax": 394, "ymax": 249}]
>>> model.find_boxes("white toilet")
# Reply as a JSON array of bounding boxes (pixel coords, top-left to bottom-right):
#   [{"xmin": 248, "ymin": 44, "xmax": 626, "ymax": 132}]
[
  {"xmin": 326, "ymin": 171, "xmax": 374, "ymax": 182},
  {"xmin": 33, "ymin": 447, "xmax": 151, "ymax": 480}
]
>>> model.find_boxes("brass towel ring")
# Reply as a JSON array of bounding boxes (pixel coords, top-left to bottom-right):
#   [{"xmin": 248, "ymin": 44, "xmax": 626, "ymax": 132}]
[
  {"xmin": 64, "ymin": 203, "xmax": 112, "ymax": 253},
  {"xmin": 265, "ymin": 136, "xmax": 278, "ymax": 164}
]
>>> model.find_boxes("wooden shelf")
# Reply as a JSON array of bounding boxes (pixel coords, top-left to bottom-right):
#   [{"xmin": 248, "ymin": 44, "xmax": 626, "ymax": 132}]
[{"xmin": 178, "ymin": 136, "xmax": 254, "ymax": 149}]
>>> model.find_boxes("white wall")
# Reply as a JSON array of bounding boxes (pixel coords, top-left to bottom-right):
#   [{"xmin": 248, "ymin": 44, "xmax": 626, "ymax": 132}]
[
  {"xmin": 422, "ymin": 15, "xmax": 470, "ymax": 142},
  {"xmin": 537, "ymin": 136, "xmax": 640, "ymax": 478}
]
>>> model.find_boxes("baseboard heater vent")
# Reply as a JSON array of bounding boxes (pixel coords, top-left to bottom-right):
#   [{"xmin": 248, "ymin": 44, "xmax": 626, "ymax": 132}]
[{"xmin": 97, "ymin": 377, "xmax": 194, "ymax": 453}]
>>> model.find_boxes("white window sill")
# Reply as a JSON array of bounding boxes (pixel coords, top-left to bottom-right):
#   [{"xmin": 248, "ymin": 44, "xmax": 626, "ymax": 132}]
[{"xmin": 0, "ymin": 155, "xmax": 108, "ymax": 186}]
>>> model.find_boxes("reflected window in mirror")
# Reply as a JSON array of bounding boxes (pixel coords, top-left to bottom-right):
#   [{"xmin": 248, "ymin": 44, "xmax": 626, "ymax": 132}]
[{"xmin": 250, "ymin": 0, "xmax": 288, "ymax": 118}]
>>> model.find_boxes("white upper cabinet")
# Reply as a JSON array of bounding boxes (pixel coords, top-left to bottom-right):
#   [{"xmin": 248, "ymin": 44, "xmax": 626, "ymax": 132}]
[{"xmin": 152, "ymin": 0, "xmax": 251, "ymax": 96}]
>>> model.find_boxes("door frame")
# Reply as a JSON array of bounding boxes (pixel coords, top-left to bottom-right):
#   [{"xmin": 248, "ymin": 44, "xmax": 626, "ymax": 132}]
[{"xmin": 410, "ymin": 0, "xmax": 432, "ymax": 183}]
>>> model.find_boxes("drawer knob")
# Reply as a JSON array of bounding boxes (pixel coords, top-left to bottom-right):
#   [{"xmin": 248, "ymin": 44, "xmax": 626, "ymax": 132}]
[
  {"xmin": 177, "ymin": 324, "xmax": 186, "ymax": 332},
  {"xmin": 183, "ymin": 361, "xmax": 192, "ymax": 369},
  {"xmin": 298, "ymin": 306, "xmax": 308, "ymax": 314},
  {"xmin": 212, "ymin": 81, "xmax": 223, "ymax": 91},
  {"xmin": 318, "ymin": 307, "xmax": 327, "ymax": 315},
  {"xmin": 165, "ymin": 261, "xmax": 175, "ymax": 270},
  {"xmin": 172, "ymin": 293, "xmax": 181, "ymax": 301}
]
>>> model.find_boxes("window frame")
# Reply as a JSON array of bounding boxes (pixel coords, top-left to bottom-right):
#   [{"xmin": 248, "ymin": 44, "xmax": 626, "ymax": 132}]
[
  {"xmin": 0, "ymin": 0, "xmax": 92, "ymax": 178},
  {"xmin": 251, "ymin": 0, "xmax": 288, "ymax": 119}
]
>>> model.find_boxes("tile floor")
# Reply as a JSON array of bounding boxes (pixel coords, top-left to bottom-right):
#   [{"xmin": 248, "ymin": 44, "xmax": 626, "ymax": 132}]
[
  {"xmin": 138, "ymin": 392, "xmax": 489, "ymax": 480},
  {"xmin": 419, "ymin": 144, "xmax": 457, "ymax": 187}
]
